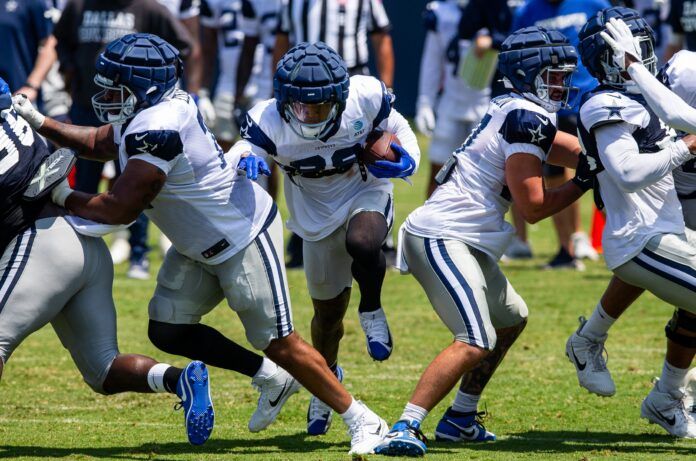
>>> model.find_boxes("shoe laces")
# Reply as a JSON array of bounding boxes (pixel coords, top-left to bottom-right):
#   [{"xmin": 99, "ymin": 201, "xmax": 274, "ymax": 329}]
[
  {"xmin": 361, "ymin": 312, "xmax": 390, "ymax": 344},
  {"xmin": 173, "ymin": 401, "xmax": 183, "ymax": 411},
  {"xmin": 308, "ymin": 396, "xmax": 331, "ymax": 421},
  {"xmin": 586, "ymin": 339, "xmax": 609, "ymax": 372},
  {"xmin": 403, "ymin": 421, "xmax": 429, "ymax": 444},
  {"xmin": 348, "ymin": 411, "xmax": 381, "ymax": 445}
]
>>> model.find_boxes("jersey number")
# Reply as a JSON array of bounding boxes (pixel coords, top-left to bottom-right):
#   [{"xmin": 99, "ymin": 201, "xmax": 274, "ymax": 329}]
[
  {"xmin": 457, "ymin": 114, "xmax": 492, "ymax": 152},
  {"xmin": 0, "ymin": 124, "xmax": 20, "ymax": 175}
]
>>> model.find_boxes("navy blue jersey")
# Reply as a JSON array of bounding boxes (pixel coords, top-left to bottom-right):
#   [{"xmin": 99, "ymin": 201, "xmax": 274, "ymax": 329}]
[
  {"xmin": 669, "ymin": 0, "xmax": 696, "ymax": 51},
  {"xmin": 0, "ymin": 0, "xmax": 53, "ymax": 91},
  {"xmin": 0, "ymin": 110, "xmax": 52, "ymax": 252}
]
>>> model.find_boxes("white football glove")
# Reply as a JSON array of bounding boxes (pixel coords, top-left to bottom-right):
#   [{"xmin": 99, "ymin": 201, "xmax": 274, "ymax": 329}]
[
  {"xmin": 600, "ymin": 18, "xmax": 642, "ymax": 72},
  {"xmin": 197, "ymin": 88, "xmax": 217, "ymax": 128},
  {"xmin": 51, "ymin": 178, "xmax": 73, "ymax": 208},
  {"xmin": 415, "ymin": 96, "xmax": 436, "ymax": 137},
  {"xmin": 12, "ymin": 94, "xmax": 45, "ymax": 129}
]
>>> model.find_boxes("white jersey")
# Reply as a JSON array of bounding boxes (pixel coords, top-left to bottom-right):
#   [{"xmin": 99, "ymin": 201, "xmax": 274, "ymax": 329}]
[
  {"xmin": 114, "ymin": 89, "xmax": 275, "ymax": 264},
  {"xmin": 418, "ymin": 0, "xmax": 489, "ymax": 122},
  {"xmin": 240, "ymin": 0, "xmax": 282, "ymax": 101},
  {"xmin": 406, "ymin": 93, "xmax": 558, "ymax": 259},
  {"xmin": 157, "ymin": 0, "xmax": 201, "ymax": 19},
  {"xmin": 232, "ymin": 75, "xmax": 420, "ymax": 241},
  {"xmin": 578, "ymin": 88, "xmax": 685, "ymax": 269},
  {"xmin": 655, "ymin": 50, "xmax": 696, "ymax": 198}
]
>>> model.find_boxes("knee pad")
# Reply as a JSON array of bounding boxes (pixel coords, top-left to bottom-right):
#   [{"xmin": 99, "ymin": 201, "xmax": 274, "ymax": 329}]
[{"xmin": 665, "ymin": 309, "xmax": 696, "ymax": 348}]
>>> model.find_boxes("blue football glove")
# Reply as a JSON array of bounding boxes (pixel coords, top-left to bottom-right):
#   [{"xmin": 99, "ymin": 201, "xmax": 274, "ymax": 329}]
[
  {"xmin": 237, "ymin": 154, "xmax": 271, "ymax": 180},
  {"xmin": 367, "ymin": 143, "xmax": 416, "ymax": 179}
]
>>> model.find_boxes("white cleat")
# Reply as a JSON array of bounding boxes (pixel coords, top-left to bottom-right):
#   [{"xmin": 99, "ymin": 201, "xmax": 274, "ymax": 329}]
[
  {"xmin": 248, "ymin": 367, "xmax": 301, "ymax": 432},
  {"xmin": 565, "ymin": 317, "xmax": 615, "ymax": 397},
  {"xmin": 641, "ymin": 380, "xmax": 696, "ymax": 438},
  {"xmin": 346, "ymin": 402, "xmax": 389, "ymax": 455},
  {"xmin": 572, "ymin": 232, "xmax": 599, "ymax": 261},
  {"xmin": 359, "ymin": 308, "xmax": 393, "ymax": 361}
]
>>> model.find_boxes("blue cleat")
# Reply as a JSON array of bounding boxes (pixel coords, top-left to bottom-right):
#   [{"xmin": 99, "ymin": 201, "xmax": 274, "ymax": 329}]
[
  {"xmin": 307, "ymin": 366, "xmax": 344, "ymax": 435},
  {"xmin": 359, "ymin": 308, "xmax": 393, "ymax": 361},
  {"xmin": 434, "ymin": 407, "xmax": 496, "ymax": 442},
  {"xmin": 176, "ymin": 361, "xmax": 215, "ymax": 445},
  {"xmin": 374, "ymin": 419, "xmax": 428, "ymax": 457}
]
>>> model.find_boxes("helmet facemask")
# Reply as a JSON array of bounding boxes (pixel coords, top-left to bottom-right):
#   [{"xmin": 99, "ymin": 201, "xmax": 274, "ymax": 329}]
[
  {"xmin": 283, "ymin": 100, "xmax": 339, "ymax": 140},
  {"xmin": 92, "ymin": 74, "xmax": 138, "ymax": 125},
  {"xmin": 601, "ymin": 33, "xmax": 656, "ymax": 93},
  {"xmin": 524, "ymin": 63, "xmax": 577, "ymax": 113}
]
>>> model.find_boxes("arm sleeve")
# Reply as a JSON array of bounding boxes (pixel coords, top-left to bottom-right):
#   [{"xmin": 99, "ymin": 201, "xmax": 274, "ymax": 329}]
[
  {"xmin": 417, "ymin": 31, "xmax": 443, "ymax": 109},
  {"xmin": 596, "ymin": 122, "xmax": 693, "ymax": 192},
  {"xmin": 627, "ymin": 62, "xmax": 696, "ymax": 134},
  {"xmin": 378, "ymin": 109, "xmax": 421, "ymax": 173}
]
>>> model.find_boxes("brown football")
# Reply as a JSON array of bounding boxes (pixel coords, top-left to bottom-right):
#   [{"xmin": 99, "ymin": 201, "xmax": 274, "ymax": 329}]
[{"xmin": 360, "ymin": 130, "xmax": 401, "ymax": 164}]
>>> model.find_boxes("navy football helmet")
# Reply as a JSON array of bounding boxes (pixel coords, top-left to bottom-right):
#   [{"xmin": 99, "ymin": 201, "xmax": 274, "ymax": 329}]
[
  {"xmin": 92, "ymin": 33, "xmax": 182, "ymax": 124},
  {"xmin": 578, "ymin": 7, "xmax": 656, "ymax": 93},
  {"xmin": 498, "ymin": 26, "xmax": 578, "ymax": 113},
  {"xmin": 273, "ymin": 42, "xmax": 350, "ymax": 140}
]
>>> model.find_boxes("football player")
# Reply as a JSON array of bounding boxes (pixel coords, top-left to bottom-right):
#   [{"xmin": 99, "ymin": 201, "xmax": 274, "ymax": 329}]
[
  {"xmin": 0, "ymin": 78, "xmax": 214, "ymax": 446},
  {"xmin": 199, "ymin": 0, "xmax": 246, "ymax": 151},
  {"xmin": 564, "ymin": 7, "xmax": 696, "ymax": 438},
  {"xmin": 375, "ymin": 26, "xmax": 598, "ymax": 456},
  {"xmin": 13, "ymin": 34, "xmax": 388, "ymax": 454},
  {"xmin": 415, "ymin": 0, "xmax": 490, "ymax": 196},
  {"xmin": 232, "ymin": 41, "xmax": 419, "ymax": 436}
]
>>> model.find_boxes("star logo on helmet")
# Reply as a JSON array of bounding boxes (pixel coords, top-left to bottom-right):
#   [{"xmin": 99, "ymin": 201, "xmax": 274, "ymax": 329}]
[
  {"xmin": 604, "ymin": 104, "xmax": 624, "ymax": 119},
  {"xmin": 528, "ymin": 124, "xmax": 547, "ymax": 144}
]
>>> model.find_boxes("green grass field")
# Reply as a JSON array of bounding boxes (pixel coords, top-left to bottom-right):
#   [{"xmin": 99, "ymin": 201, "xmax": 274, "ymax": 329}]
[{"xmin": 2, "ymin": 135, "xmax": 696, "ymax": 460}]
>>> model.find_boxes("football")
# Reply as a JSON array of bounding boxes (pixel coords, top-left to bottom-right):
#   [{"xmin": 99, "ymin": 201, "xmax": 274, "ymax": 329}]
[{"xmin": 360, "ymin": 130, "xmax": 401, "ymax": 164}]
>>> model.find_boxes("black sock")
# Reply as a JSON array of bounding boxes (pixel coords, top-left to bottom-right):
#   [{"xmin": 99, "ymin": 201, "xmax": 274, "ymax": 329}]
[
  {"xmin": 149, "ymin": 321, "xmax": 264, "ymax": 377},
  {"xmin": 164, "ymin": 367, "xmax": 182, "ymax": 394},
  {"xmin": 346, "ymin": 212, "xmax": 388, "ymax": 313}
]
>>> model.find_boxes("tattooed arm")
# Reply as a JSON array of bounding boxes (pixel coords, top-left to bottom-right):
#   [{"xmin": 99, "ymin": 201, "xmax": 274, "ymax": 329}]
[
  {"xmin": 39, "ymin": 118, "xmax": 118, "ymax": 161},
  {"xmin": 63, "ymin": 159, "xmax": 165, "ymax": 225}
]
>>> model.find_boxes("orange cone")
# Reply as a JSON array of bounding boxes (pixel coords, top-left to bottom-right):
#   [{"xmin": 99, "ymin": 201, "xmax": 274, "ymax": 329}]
[{"xmin": 591, "ymin": 206, "xmax": 605, "ymax": 254}]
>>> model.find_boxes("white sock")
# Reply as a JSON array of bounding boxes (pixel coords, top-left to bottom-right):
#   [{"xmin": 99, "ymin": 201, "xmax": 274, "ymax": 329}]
[
  {"xmin": 399, "ymin": 402, "xmax": 428, "ymax": 424},
  {"xmin": 581, "ymin": 303, "xmax": 615, "ymax": 339},
  {"xmin": 452, "ymin": 390, "xmax": 480, "ymax": 413},
  {"xmin": 146, "ymin": 363, "xmax": 172, "ymax": 393},
  {"xmin": 340, "ymin": 398, "xmax": 365, "ymax": 426},
  {"xmin": 254, "ymin": 358, "xmax": 278, "ymax": 380},
  {"xmin": 657, "ymin": 361, "xmax": 689, "ymax": 393}
]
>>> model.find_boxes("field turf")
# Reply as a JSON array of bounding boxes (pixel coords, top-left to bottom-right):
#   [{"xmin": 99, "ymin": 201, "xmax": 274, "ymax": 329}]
[{"xmin": 1, "ymin": 135, "xmax": 695, "ymax": 460}]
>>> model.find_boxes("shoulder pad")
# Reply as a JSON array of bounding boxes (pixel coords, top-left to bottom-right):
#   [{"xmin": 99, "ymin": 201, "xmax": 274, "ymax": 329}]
[
  {"xmin": 125, "ymin": 130, "xmax": 183, "ymax": 161},
  {"xmin": 580, "ymin": 92, "xmax": 650, "ymax": 131},
  {"xmin": 241, "ymin": 0, "xmax": 256, "ymax": 18},
  {"xmin": 422, "ymin": 2, "xmax": 439, "ymax": 31},
  {"xmin": 239, "ymin": 112, "xmax": 277, "ymax": 156},
  {"xmin": 499, "ymin": 108, "xmax": 556, "ymax": 154}
]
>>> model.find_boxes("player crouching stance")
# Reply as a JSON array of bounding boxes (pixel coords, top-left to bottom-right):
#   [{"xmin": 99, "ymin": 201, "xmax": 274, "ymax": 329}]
[
  {"xmin": 375, "ymin": 27, "xmax": 597, "ymax": 457},
  {"xmin": 564, "ymin": 7, "xmax": 696, "ymax": 438},
  {"xmin": 0, "ymin": 80, "xmax": 214, "ymax": 445},
  {"xmin": 13, "ymin": 34, "xmax": 388, "ymax": 454},
  {"xmin": 234, "ymin": 42, "xmax": 419, "ymax": 436}
]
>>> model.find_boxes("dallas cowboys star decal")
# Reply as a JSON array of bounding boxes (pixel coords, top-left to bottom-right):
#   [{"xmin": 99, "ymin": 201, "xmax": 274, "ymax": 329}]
[
  {"xmin": 604, "ymin": 104, "xmax": 625, "ymax": 118},
  {"xmin": 528, "ymin": 124, "xmax": 547, "ymax": 144}
]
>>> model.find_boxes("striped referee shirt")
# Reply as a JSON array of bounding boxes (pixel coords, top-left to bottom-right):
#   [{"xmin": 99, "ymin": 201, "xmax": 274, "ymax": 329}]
[{"xmin": 278, "ymin": 0, "xmax": 391, "ymax": 70}]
